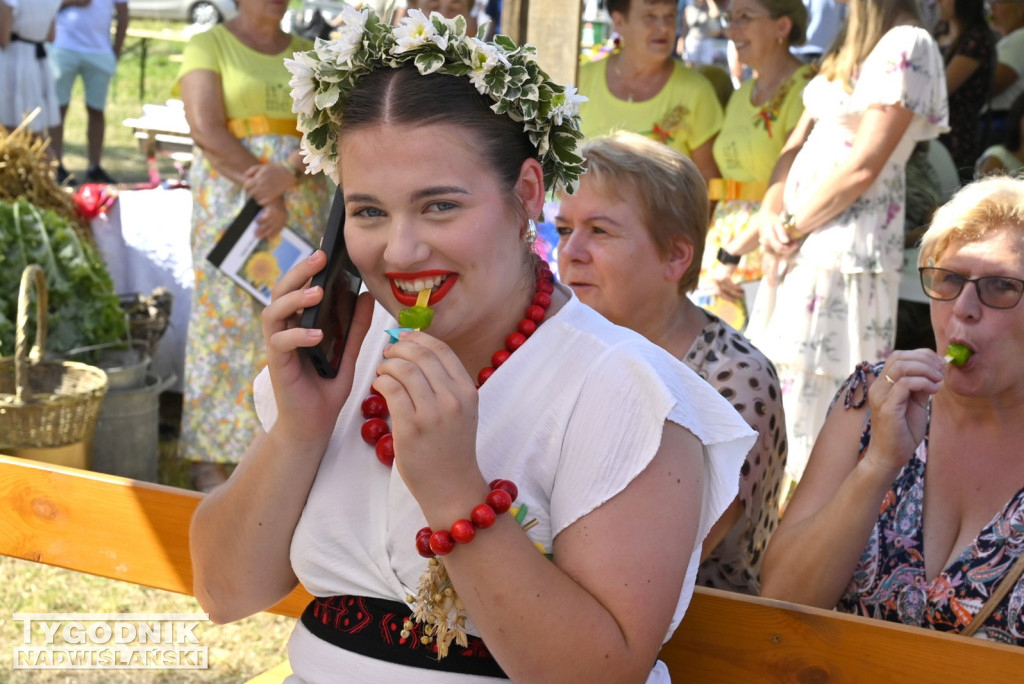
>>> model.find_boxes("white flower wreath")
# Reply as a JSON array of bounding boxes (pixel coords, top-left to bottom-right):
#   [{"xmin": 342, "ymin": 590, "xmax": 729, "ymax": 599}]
[{"xmin": 284, "ymin": 7, "xmax": 587, "ymax": 192}]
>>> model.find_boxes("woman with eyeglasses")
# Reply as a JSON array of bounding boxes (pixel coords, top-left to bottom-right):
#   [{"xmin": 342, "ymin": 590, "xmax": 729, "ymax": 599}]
[
  {"xmin": 743, "ymin": 0, "xmax": 949, "ymax": 489},
  {"xmin": 760, "ymin": 176, "xmax": 1024, "ymax": 644}
]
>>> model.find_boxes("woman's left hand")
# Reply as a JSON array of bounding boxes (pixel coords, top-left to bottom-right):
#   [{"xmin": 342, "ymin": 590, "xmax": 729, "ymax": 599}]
[
  {"xmin": 243, "ymin": 162, "xmax": 294, "ymax": 206},
  {"xmin": 760, "ymin": 214, "xmax": 802, "ymax": 257},
  {"xmin": 708, "ymin": 262, "xmax": 744, "ymax": 301},
  {"xmin": 254, "ymin": 198, "xmax": 287, "ymax": 239},
  {"xmin": 373, "ymin": 330, "xmax": 483, "ymax": 503}
]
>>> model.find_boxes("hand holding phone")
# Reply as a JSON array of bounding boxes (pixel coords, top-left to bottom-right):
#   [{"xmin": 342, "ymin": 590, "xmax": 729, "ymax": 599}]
[{"xmin": 300, "ymin": 188, "xmax": 362, "ymax": 378}]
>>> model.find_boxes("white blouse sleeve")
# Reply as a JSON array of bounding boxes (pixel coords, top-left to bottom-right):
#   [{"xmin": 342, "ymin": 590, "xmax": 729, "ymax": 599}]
[
  {"xmin": 550, "ymin": 339, "xmax": 755, "ymax": 544},
  {"xmin": 851, "ymin": 25, "xmax": 949, "ymax": 141}
]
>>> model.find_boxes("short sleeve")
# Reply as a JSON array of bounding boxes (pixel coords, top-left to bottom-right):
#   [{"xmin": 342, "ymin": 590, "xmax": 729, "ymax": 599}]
[
  {"xmin": 676, "ymin": 72, "xmax": 724, "ymax": 153},
  {"xmin": 172, "ymin": 29, "xmax": 222, "ymax": 94},
  {"xmin": 996, "ymin": 30, "xmax": 1024, "ymax": 77},
  {"xmin": 550, "ymin": 339, "xmax": 754, "ymax": 546},
  {"xmin": 956, "ymin": 26, "xmax": 994, "ymax": 63},
  {"xmin": 851, "ymin": 25, "xmax": 948, "ymax": 141}
]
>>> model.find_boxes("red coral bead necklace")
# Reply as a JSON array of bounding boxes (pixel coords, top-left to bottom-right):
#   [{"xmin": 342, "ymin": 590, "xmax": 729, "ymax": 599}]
[{"xmin": 360, "ymin": 261, "xmax": 555, "ymax": 466}]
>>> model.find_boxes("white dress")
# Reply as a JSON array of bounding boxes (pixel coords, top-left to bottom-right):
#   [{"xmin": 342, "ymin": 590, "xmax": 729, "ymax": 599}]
[
  {"xmin": 254, "ymin": 293, "xmax": 756, "ymax": 683},
  {"xmin": 746, "ymin": 26, "xmax": 948, "ymax": 483},
  {"xmin": 0, "ymin": 0, "xmax": 62, "ymax": 131}
]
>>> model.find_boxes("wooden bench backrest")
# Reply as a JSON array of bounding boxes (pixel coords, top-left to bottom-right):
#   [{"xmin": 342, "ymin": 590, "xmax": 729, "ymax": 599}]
[{"xmin": 3, "ymin": 454, "xmax": 1024, "ymax": 680}]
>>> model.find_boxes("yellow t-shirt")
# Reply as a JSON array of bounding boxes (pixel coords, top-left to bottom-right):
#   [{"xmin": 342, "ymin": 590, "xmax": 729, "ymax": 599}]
[
  {"xmin": 173, "ymin": 25, "xmax": 311, "ymax": 121},
  {"xmin": 577, "ymin": 58, "xmax": 724, "ymax": 157},
  {"xmin": 712, "ymin": 64, "xmax": 815, "ymax": 183}
]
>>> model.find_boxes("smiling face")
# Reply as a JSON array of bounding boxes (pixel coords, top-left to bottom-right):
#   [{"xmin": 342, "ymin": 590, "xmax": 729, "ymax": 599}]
[
  {"xmin": 613, "ymin": 0, "xmax": 679, "ymax": 62},
  {"xmin": 340, "ymin": 122, "xmax": 539, "ymax": 357},
  {"xmin": 724, "ymin": 0, "xmax": 790, "ymax": 69},
  {"xmin": 555, "ymin": 175, "xmax": 683, "ymax": 332},
  {"xmin": 931, "ymin": 228, "xmax": 1024, "ymax": 399}
]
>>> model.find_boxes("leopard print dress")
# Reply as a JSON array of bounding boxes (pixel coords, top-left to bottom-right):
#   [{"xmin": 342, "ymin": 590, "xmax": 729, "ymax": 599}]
[{"xmin": 689, "ymin": 314, "xmax": 787, "ymax": 595}]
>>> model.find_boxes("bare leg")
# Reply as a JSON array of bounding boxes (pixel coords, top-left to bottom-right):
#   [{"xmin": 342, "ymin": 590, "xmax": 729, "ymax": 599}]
[
  {"xmin": 44, "ymin": 127, "xmax": 60, "ymax": 160},
  {"xmin": 86, "ymin": 105, "xmax": 105, "ymax": 168},
  {"xmin": 51, "ymin": 105, "xmax": 69, "ymax": 161}
]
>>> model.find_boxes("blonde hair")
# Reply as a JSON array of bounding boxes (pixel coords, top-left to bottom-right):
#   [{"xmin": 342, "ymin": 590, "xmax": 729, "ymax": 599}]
[
  {"xmin": 818, "ymin": 0, "xmax": 921, "ymax": 89},
  {"xmin": 918, "ymin": 176, "xmax": 1024, "ymax": 267},
  {"xmin": 578, "ymin": 131, "xmax": 709, "ymax": 294}
]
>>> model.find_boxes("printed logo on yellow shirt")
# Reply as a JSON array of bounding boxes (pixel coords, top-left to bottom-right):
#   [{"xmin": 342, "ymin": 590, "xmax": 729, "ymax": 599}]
[{"xmin": 646, "ymin": 105, "xmax": 690, "ymax": 146}]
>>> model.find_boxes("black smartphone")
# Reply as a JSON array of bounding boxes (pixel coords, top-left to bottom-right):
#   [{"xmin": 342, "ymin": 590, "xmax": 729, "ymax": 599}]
[{"xmin": 300, "ymin": 188, "xmax": 362, "ymax": 378}]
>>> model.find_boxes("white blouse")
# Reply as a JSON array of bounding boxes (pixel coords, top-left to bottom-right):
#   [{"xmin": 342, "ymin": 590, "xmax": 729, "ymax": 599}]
[{"xmin": 255, "ymin": 292, "xmax": 755, "ymax": 682}]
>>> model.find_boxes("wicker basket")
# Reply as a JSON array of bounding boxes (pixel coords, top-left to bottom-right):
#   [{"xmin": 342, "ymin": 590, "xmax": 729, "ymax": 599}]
[{"xmin": 0, "ymin": 265, "xmax": 108, "ymax": 449}]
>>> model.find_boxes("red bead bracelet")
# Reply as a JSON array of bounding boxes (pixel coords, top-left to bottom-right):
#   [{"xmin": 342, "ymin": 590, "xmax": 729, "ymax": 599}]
[{"xmin": 416, "ymin": 479, "xmax": 519, "ymax": 558}]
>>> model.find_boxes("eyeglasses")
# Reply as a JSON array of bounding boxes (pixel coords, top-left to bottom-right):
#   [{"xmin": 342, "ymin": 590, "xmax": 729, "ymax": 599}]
[
  {"xmin": 720, "ymin": 11, "xmax": 769, "ymax": 28},
  {"xmin": 919, "ymin": 267, "xmax": 1024, "ymax": 309}
]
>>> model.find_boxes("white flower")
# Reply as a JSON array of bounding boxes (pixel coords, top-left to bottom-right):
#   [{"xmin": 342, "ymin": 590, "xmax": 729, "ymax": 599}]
[
  {"xmin": 322, "ymin": 154, "xmax": 340, "ymax": 186},
  {"xmin": 323, "ymin": 5, "xmax": 368, "ymax": 66},
  {"xmin": 467, "ymin": 37, "xmax": 509, "ymax": 93},
  {"xmin": 549, "ymin": 84, "xmax": 588, "ymax": 126},
  {"xmin": 285, "ymin": 52, "xmax": 319, "ymax": 117},
  {"xmin": 300, "ymin": 137, "xmax": 326, "ymax": 176},
  {"xmin": 392, "ymin": 9, "xmax": 448, "ymax": 54}
]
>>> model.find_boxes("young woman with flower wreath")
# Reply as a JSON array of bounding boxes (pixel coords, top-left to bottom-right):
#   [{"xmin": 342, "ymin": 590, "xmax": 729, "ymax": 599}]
[{"xmin": 189, "ymin": 7, "xmax": 754, "ymax": 682}]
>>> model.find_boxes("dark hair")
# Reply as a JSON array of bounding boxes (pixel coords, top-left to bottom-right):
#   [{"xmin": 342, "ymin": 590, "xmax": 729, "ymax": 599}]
[
  {"xmin": 603, "ymin": 0, "xmax": 676, "ymax": 17},
  {"xmin": 939, "ymin": 0, "xmax": 995, "ymax": 55},
  {"xmin": 1005, "ymin": 91, "xmax": 1024, "ymax": 153},
  {"xmin": 953, "ymin": 0, "xmax": 990, "ymax": 31},
  {"xmin": 339, "ymin": 65, "xmax": 538, "ymax": 192}
]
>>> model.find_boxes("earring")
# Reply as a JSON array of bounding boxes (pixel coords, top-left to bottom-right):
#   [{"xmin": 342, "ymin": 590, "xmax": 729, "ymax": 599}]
[
  {"xmin": 523, "ymin": 219, "xmax": 538, "ymax": 245},
  {"xmin": 778, "ymin": 37, "xmax": 785, "ymax": 46}
]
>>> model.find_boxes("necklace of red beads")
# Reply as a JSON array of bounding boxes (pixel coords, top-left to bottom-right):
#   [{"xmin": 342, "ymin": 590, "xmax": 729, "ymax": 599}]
[{"xmin": 359, "ymin": 261, "xmax": 555, "ymax": 467}]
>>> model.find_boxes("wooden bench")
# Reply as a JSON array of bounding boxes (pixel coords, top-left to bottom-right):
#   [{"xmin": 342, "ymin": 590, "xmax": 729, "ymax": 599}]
[
  {"xmin": 3, "ymin": 453, "xmax": 1023, "ymax": 681},
  {"xmin": 122, "ymin": 100, "xmax": 195, "ymax": 172}
]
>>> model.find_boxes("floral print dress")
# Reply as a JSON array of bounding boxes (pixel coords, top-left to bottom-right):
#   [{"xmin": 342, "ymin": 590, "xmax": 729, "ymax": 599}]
[
  {"xmin": 835, "ymin": 363, "xmax": 1024, "ymax": 645},
  {"xmin": 179, "ymin": 136, "xmax": 330, "ymax": 464},
  {"xmin": 745, "ymin": 26, "xmax": 948, "ymax": 484}
]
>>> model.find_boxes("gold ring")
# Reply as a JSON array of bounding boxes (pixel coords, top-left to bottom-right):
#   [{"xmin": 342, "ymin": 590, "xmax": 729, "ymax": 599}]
[{"xmin": 884, "ymin": 373, "xmax": 895, "ymax": 385}]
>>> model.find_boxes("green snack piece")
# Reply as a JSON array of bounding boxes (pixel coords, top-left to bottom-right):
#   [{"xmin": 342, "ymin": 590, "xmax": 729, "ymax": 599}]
[
  {"xmin": 398, "ymin": 305, "xmax": 433, "ymax": 330},
  {"xmin": 945, "ymin": 343, "xmax": 972, "ymax": 367}
]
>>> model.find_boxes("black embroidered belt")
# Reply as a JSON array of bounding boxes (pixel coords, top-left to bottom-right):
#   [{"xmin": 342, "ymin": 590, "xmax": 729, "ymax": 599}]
[
  {"xmin": 11, "ymin": 33, "xmax": 46, "ymax": 60},
  {"xmin": 301, "ymin": 595, "xmax": 508, "ymax": 679}
]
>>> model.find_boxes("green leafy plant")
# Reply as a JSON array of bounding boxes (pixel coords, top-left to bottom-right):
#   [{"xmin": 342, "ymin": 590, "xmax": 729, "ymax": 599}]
[{"xmin": 0, "ymin": 199, "xmax": 127, "ymax": 356}]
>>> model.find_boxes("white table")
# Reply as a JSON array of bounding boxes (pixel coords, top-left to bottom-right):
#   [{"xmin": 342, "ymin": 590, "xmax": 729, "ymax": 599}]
[{"xmin": 91, "ymin": 188, "xmax": 194, "ymax": 392}]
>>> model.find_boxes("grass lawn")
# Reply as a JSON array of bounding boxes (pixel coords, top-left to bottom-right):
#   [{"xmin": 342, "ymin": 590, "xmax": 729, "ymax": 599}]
[
  {"xmin": 0, "ymin": 555, "xmax": 295, "ymax": 682},
  {"xmin": 59, "ymin": 19, "xmax": 196, "ymax": 185}
]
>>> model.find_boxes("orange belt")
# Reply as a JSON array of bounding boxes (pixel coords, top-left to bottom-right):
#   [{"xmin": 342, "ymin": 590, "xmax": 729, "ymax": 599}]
[
  {"xmin": 707, "ymin": 178, "xmax": 767, "ymax": 202},
  {"xmin": 226, "ymin": 115, "xmax": 300, "ymax": 139}
]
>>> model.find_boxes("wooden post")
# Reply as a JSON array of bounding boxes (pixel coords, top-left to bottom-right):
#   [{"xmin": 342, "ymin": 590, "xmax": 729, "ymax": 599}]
[
  {"xmin": 500, "ymin": 0, "xmax": 528, "ymax": 44},
  {"xmin": 502, "ymin": 0, "xmax": 583, "ymax": 87}
]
